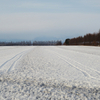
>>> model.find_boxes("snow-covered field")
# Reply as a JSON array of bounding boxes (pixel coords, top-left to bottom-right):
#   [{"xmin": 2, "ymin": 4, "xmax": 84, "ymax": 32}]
[{"xmin": 0, "ymin": 46, "xmax": 100, "ymax": 100}]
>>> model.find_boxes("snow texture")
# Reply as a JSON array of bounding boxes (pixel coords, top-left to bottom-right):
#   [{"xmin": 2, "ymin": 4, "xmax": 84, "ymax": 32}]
[{"xmin": 0, "ymin": 46, "xmax": 100, "ymax": 100}]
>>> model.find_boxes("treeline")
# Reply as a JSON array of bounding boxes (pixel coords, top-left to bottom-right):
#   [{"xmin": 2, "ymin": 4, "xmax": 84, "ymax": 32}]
[
  {"xmin": 33, "ymin": 41, "xmax": 62, "ymax": 45},
  {"xmin": 0, "ymin": 41, "xmax": 32, "ymax": 46},
  {"xmin": 64, "ymin": 30, "xmax": 100, "ymax": 46},
  {"xmin": 0, "ymin": 40, "xmax": 62, "ymax": 46}
]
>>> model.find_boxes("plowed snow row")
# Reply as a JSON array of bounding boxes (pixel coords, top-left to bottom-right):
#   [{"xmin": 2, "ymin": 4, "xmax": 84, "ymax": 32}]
[{"xmin": 0, "ymin": 46, "xmax": 100, "ymax": 100}]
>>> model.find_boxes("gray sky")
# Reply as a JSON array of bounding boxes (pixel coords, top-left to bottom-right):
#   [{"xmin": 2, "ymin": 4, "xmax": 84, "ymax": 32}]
[{"xmin": 0, "ymin": 0, "xmax": 100, "ymax": 42}]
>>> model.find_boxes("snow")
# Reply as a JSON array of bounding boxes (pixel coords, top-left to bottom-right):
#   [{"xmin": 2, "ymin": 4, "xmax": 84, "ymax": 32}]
[
  {"xmin": 0, "ymin": 46, "xmax": 34, "ymax": 73},
  {"xmin": 0, "ymin": 46, "xmax": 100, "ymax": 99}
]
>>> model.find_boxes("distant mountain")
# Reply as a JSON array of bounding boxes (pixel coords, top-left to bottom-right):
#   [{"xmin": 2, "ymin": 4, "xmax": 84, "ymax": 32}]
[{"xmin": 33, "ymin": 36, "xmax": 59, "ymax": 41}]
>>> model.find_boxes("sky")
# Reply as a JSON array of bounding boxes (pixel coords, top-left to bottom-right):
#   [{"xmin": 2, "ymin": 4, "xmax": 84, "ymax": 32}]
[{"xmin": 0, "ymin": 0, "xmax": 100, "ymax": 42}]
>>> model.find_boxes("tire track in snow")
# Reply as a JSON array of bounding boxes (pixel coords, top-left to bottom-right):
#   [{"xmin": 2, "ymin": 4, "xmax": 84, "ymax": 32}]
[
  {"xmin": 0, "ymin": 51, "xmax": 25, "ymax": 74},
  {"xmin": 46, "ymin": 49, "xmax": 100, "ymax": 81},
  {"xmin": 7, "ymin": 53, "xmax": 24, "ymax": 72},
  {"xmin": 0, "ymin": 47, "xmax": 35, "ymax": 73},
  {"xmin": 0, "ymin": 51, "xmax": 24, "ymax": 69},
  {"xmin": 57, "ymin": 47, "xmax": 100, "ymax": 76}
]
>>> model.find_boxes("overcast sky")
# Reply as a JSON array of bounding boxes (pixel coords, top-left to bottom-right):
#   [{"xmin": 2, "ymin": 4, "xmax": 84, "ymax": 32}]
[{"xmin": 0, "ymin": 0, "xmax": 100, "ymax": 42}]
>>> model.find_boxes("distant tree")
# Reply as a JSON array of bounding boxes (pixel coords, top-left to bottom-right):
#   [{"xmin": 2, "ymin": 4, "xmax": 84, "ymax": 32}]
[
  {"xmin": 64, "ymin": 39, "xmax": 70, "ymax": 45},
  {"xmin": 97, "ymin": 30, "xmax": 100, "ymax": 45},
  {"xmin": 56, "ymin": 41, "xmax": 62, "ymax": 45},
  {"xmin": 63, "ymin": 29, "xmax": 100, "ymax": 46}
]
